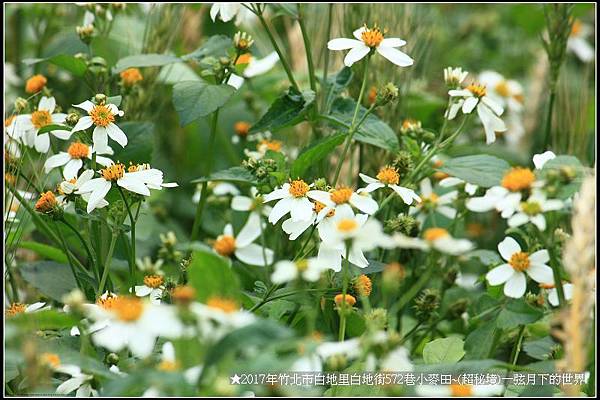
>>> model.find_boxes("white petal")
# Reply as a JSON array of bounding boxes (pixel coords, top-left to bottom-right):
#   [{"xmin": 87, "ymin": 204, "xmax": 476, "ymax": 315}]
[
  {"xmin": 271, "ymin": 261, "xmax": 298, "ymax": 284},
  {"xmin": 532, "ymin": 151, "xmax": 557, "ymax": 170},
  {"xmin": 391, "ymin": 185, "xmax": 421, "ymax": 205},
  {"xmin": 235, "ymin": 244, "xmax": 273, "ymax": 266},
  {"xmin": 135, "ymin": 285, "xmax": 153, "ymax": 297},
  {"xmin": 282, "ymin": 217, "xmax": 313, "ymax": 240},
  {"xmin": 86, "ymin": 180, "xmax": 112, "ymax": 213},
  {"xmin": 231, "ymin": 196, "xmax": 252, "ymax": 211},
  {"xmin": 106, "ymin": 123, "xmax": 128, "ymax": 147},
  {"xmin": 380, "ymin": 37, "xmax": 406, "ymax": 48},
  {"xmin": 482, "ymin": 96, "xmax": 504, "ymax": 116},
  {"xmin": 63, "ymin": 159, "xmax": 83, "ymax": 180},
  {"xmin": 44, "ymin": 152, "xmax": 71, "ymax": 172},
  {"xmin": 344, "ymin": 44, "xmax": 370, "ymax": 67},
  {"xmin": 498, "ymin": 236, "xmax": 521, "ymax": 261},
  {"xmin": 263, "ymin": 185, "xmax": 290, "ymax": 202},
  {"xmin": 327, "ymin": 38, "xmax": 362, "ymax": 50},
  {"xmin": 71, "ymin": 115, "xmax": 93, "ymax": 132},
  {"xmin": 358, "ymin": 173, "xmax": 378, "ymax": 184},
  {"xmin": 244, "ymin": 52, "xmax": 279, "ymax": 78},
  {"xmin": 73, "ymin": 100, "xmax": 95, "ymax": 113},
  {"xmin": 353, "ymin": 27, "xmax": 366, "ymax": 40},
  {"xmin": 268, "ymin": 197, "xmax": 294, "ymax": 224},
  {"xmin": 504, "ymin": 272, "xmax": 526, "ymax": 298},
  {"xmin": 530, "ymin": 249, "xmax": 550, "ymax": 264},
  {"xmin": 437, "ymin": 205, "xmax": 457, "ymax": 219},
  {"xmin": 128, "ymin": 331, "xmax": 157, "ymax": 358},
  {"xmin": 92, "ymin": 126, "xmax": 109, "ymax": 152},
  {"xmin": 34, "ymin": 133, "xmax": 50, "ymax": 153},
  {"xmin": 527, "ymin": 263, "xmax": 554, "ymax": 284},
  {"xmin": 477, "ymin": 104, "xmax": 506, "ymax": 144},
  {"xmin": 349, "ymin": 193, "xmax": 378, "ymax": 214},
  {"xmin": 290, "ymin": 197, "xmax": 314, "ymax": 222},
  {"xmin": 530, "ymin": 214, "xmax": 547, "ymax": 231},
  {"xmin": 236, "ymin": 212, "xmax": 262, "ymax": 247},
  {"xmin": 376, "ymin": 46, "xmax": 414, "ymax": 67},
  {"xmin": 508, "ymin": 213, "xmax": 529, "ymax": 228},
  {"xmin": 462, "ymin": 96, "xmax": 479, "ymax": 114},
  {"xmin": 117, "ymin": 176, "xmax": 151, "ymax": 196},
  {"xmin": 486, "ymin": 263, "xmax": 514, "ymax": 285},
  {"xmin": 51, "ymin": 130, "xmax": 72, "ymax": 140}
]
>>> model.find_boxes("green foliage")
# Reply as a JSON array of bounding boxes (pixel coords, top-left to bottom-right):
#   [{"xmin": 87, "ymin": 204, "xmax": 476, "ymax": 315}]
[
  {"xmin": 423, "ymin": 336, "xmax": 466, "ymax": 364},
  {"xmin": 438, "ymin": 154, "xmax": 511, "ymax": 187},
  {"xmin": 113, "ymin": 53, "xmax": 181, "ymax": 73},
  {"xmin": 290, "ymin": 132, "xmax": 346, "ymax": 178},
  {"xmin": 250, "ymin": 87, "xmax": 316, "ymax": 133},
  {"xmin": 19, "ymin": 261, "xmax": 79, "ymax": 302},
  {"xmin": 172, "ymin": 81, "xmax": 236, "ymax": 126},
  {"xmin": 187, "ymin": 250, "xmax": 241, "ymax": 302}
]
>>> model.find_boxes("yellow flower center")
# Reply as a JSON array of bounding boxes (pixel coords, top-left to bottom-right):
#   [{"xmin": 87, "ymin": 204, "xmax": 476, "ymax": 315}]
[
  {"xmin": 330, "ymin": 187, "xmax": 353, "ymax": 204},
  {"xmin": 354, "ymin": 274, "xmax": 372, "ymax": 297},
  {"xmin": 35, "ymin": 191, "xmax": 58, "ymax": 213},
  {"xmin": 419, "ymin": 193, "xmax": 439, "ymax": 209},
  {"xmin": 143, "ymin": 274, "xmax": 164, "ymax": 289},
  {"xmin": 376, "ymin": 166, "xmax": 400, "ymax": 185},
  {"xmin": 127, "ymin": 163, "xmax": 150, "ymax": 173},
  {"xmin": 100, "ymin": 163, "xmax": 125, "ymax": 181},
  {"xmin": 5, "ymin": 173, "xmax": 16, "ymax": 186},
  {"xmin": 171, "ymin": 285, "xmax": 197, "ymax": 305},
  {"xmin": 495, "ymin": 80, "xmax": 511, "ymax": 97},
  {"xmin": 96, "ymin": 293, "xmax": 118, "ymax": 310},
  {"xmin": 288, "ymin": 179, "xmax": 310, "ymax": 198},
  {"xmin": 111, "ymin": 296, "xmax": 144, "ymax": 322},
  {"xmin": 337, "ymin": 218, "xmax": 358, "ymax": 233},
  {"xmin": 509, "ymin": 251, "xmax": 530, "ymax": 272},
  {"xmin": 213, "ymin": 235, "xmax": 236, "ymax": 256},
  {"xmin": 450, "ymin": 384, "xmax": 473, "ymax": 397},
  {"xmin": 31, "ymin": 110, "xmax": 52, "ymax": 129},
  {"xmin": 206, "ymin": 296, "xmax": 238, "ymax": 313},
  {"xmin": 466, "ymin": 83, "xmax": 487, "ymax": 98},
  {"xmin": 314, "ymin": 201, "xmax": 335, "ymax": 217},
  {"xmin": 361, "ymin": 27, "xmax": 384, "ymax": 48},
  {"xmin": 296, "ymin": 259, "xmax": 309, "ymax": 272},
  {"xmin": 158, "ymin": 360, "xmax": 180, "ymax": 372},
  {"xmin": 67, "ymin": 142, "xmax": 90, "ymax": 159},
  {"xmin": 25, "ymin": 74, "xmax": 47, "ymax": 94},
  {"xmin": 539, "ymin": 282, "xmax": 555, "ymax": 289},
  {"xmin": 5, "ymin": 115, "xmax": 16, "ymax": 127},
  {"xmin": 258, "ymin": 139, "xmax": 282, "ymax": 152},
  {"xmin": 571, "ymin": 19, "xmax": 582, "ymax": 36},
  {"xmin": 120, "ymin": 68, "xmax": 143, "ymax": 86},
  {"xmin": 521, "ymin": 201, "xmax": 542, "ymax": 216},
  {"xmin": 423, "ymin": 227, "xmax": 449, "ymax": 242},
  {"xmin": 501, "ymin": 167, "xmax": 535, "ymax": 192},
  {"xmin": 5, "ymin": 303, "xmax": 26, "ymax": 317},
  {"xmin": 236, "ymin": 53, "xmax": 252, "ymax": 65},
  {"xmin": 234, "ymin": 121, "xmax": 250, "ymax": 137},
  {"xmin": 90, "ymin": 104, "xmax": 115, "ymax": 127},
  {"xmin": 334, "ymin": 293, "xmax": 356, "ymax": 307},
  {"xmin": 40, "ymin": 352, "xmax": 61, "ymax": 368}
]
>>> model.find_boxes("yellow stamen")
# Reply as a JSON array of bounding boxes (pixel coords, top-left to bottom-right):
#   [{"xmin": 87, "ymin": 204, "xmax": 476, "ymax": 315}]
[
  {"xmin": 143, "ymin": 274, "xmax": 164, "ymax": 289},
  {"xmin": 90, "ymin": 104, "xmax": 115, "ymax": 127},
  {"xmin": 466, "ymin": 83, "xmax": 486, "ymax": 98},
  {"xmin": 501, "ymin": 167, "xmax": 535, "ymax": 192},
  {"xmin": 5, "ymin": 303, "xmax": 26, "ymax": 317},
  {"xmin": 376, "ymin": 166, "xmax": 400, "ymax": 185},
  {"xmin": 258, "ymin": 139, "xmax": 282, "ymax": 152},
  {"xmin": 521, "ymin": 201, "xmax": 542, "ymax": 216},
  {"xmin": 67, "ymin": 142, "xmax": 90, "ymax": 159},
  {"xmin": 423, "ymin": 227, "xmax": 449, "ymax": 241},
  {"xmin": 361, "ymin": 27, "xmax": 384, "ymax": 48},
  {"xmin": 354, "ymin": 274, "xmax": 372, "ymax": 296},
  {"xmin": 296, "ymin": 259, "xmax": 309, "ymax": 272},
  {"xmin": 234, "ymin": 121, "xmax": 250, "ymax": 137},
  {"xmin": 25, "ymin": 74, "xmax": 47, "ymax": 94},
  {"xmin": 96, "ymin": 293, "xmax": 118, "ymax": 310},
  {"xmin": 111, "ymin": 296, "xmax": 144, "ymax": 322},
  {"xmin": 334, "ymin": 293, "xmax": 356, "ymax": 307},
  {"xmin": 213, "ymin": 235, "xmax": 236, "ymax": 256},
  {"xmin": 171, "ymin": 285, "xmax": 197, "ymax": 305},
  {"xmin": 206, "ymin": 296, "xmax": 238, "ymax": 313},
  {"xmin": 288, "ymin": 179, "xmax": 310, "ymax": 198},
  {"xmin": 40, "ymin": 352, "xmax": 61, "ymax": 368},
  {"xmin": 236, "ymin": 53, "xmax": 252, "ymax": 65},
  {"xmin": 450, "ymin": 384, "xmax": 473, "ymax": 397},
  {"xmin": 495, "ymin": 80, "xmax": 511, "ymax": 97},
  {"xmin": 120, "ymin": 68, "xmax": 143, "ymax": 87},
  {"xmin": 100, "ymin": 163, "xmax": 125, "ymax": 181},
  {"xmin": 35, "ymin": 191, "xmax": 58, "ymax": 213},
  {"xmin": 313, "ymin": 201, "xmax": 335, "ymax": 217},
  {"xmin": 509, "ymin": 251, "xmax": 530, "ymax": 272},
  {"xmin": 337, "ymin": 218, "xmax": 358, "ymax": 233},
  {"xmin": 158, "ymin": 360, "xmax": 179, "ymax": 372},
  {"xmin": 31, "ymin": 110, "xmax": 52, "ymax": 129},
  {"xmin": 330, "ymin": 187, "xmax": 353, "ymax": 204}
]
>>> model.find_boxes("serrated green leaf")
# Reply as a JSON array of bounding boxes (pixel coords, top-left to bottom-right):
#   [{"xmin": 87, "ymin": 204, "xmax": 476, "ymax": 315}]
[
  {"xmin": 191, "ymin": 166, "xmax": 257, "ymax": 184},
  {"xmin": 113, "ymin": 53, "xmax": 181, "ymax": 73},
  {"xmin": 496, "ymin": 299, "xmax": 544, "ymax": 329},
  {"xmin": 439, "ymin": 154, "xmax": 510, "ymax": 187},
  {"xmin": 250, "ymin": 87, "xmax": 315, "ymax": 133},
  {"xmin": 19, "ymin": 261, "xmax": 78, "ymax": 302},
  {"xmin": 423, "ymin": 337, "xmax": 466, "ymax": 364},
  {"xmin": 187, "ymin": 250, "xmax": 240, "ymax": 302},
  {"xmin": 172, "ymin": 80, "xmax": 235, "ymax": 126},
  {"xmin": 290, "ymin": 132, "xmax": 346, "ymax": 178}
]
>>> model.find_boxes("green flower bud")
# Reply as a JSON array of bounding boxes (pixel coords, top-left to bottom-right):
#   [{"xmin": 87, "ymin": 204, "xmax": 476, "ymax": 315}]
[
  {"xmin": 94, "ymin": 93, "xmax": 107, "ymax": 105},
  {"xmin": 414, "ymin": 288, "xmax": 440, "ymax": 322},
  {"xmin": 375, "ymin": 82, "xmax": 399, "ymax": 106},
  {"xmin": 14, "ymin": 97, "xmax": 29, "ymax": 113}
]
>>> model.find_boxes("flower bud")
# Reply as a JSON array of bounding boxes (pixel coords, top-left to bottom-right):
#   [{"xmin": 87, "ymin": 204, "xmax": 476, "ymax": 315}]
[
  {"xmin": 62, "ymin": 289, "xmax": 86, "ymax": 312},
  {"xmin": 375, "ymin": 82, "xmax": 399, "ymax": 106},
  {"xmin": 65, "ymin": 112, "xmax": 80, "ymax": 127},
  {"xmin": 234, "ymin": 121, "xmax": 250, "ymax": 138},
  {"xmin": 233, "ymin": 31, "xmax": 254, "ymax": 51},
  {"xmin": 313, "ymin": 177, "xmax": 329, "ymax": 191},
  {"xmin": 14, "ymin": 97, "xmax": 29, "ymax": 113},
  {"xmin": 414, "ymin": 288, "xmax": 440, "ymax": 322},
  {"xmin": 365, "ymin": 308, "xmax": 388, "ymax": 330},
  {"xmin": 120, "ymin": 68, "xmax": 143, "ymax": 87},
  {"xmin": 334, "ymin": 293, "xmax": 356, "ymax": 310},
  {"xmin": 94, "ymin": 93, "xmax": 107, "ymax": 105},
  {"xmin": 76, "ymin": 24, "xmax": 95, "ymax": 44},
  {"xmin": 171, "ymin": 285, "xmax": 197, "ymax": 306},
  {"xmin": 382, "ymin": 262, "xmax": 406, "ymax": 291},
  {"xmin": 391, "ymin": 151, "xmax": 414, "ymax": 177},
  {"xmin": 444, "ymin": 66, "xmax": 468, "ymax": 88},
  {"xmin": 385, "ymin": 214, "xmax": 419, "ymax": 236},
  {"xmin": 105, "ymin": 353, "xmax": 120, "ymax": 366},
  {"xmin": 25, "ymin": 75, "xmax": 47, "ymax": 94},
  {"xmin": 35, "ymin": 191, "xmax": 62, "ymax": 218},
  {"xmin": 353, "ymin": 275, "xmax": 372, "ymax": 297}
]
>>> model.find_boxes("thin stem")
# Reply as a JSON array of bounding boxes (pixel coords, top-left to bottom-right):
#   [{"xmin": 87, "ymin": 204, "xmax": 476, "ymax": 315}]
[
  {"xmin": 256, "ymin": 12, "xmax": 299, "ymax": 91},
  {"xmin": 190, "ymin": 109, "xmax": 220, "ymax": 241},
  {"xmin": 320, "ymin": 3, "xmax": 333, "ymax": 111},
  {"xmin": 395, "ymin": 257, "xmax": 437, "ymax": 311},
  {"xmin": 297, "ymin": 5, "xmax": 316, "ymax": 94},
  {"xmin": 118, "ymin": 187, "xmax": 137, "ymax": 292},
  {"xmin": 510, "ymin": 325, "xmax": 527, "ymax": 365},
  {"xmin": 61, "ymin": 218, "xmax": 98, "ymax": 276},
  {"xmin": 542, "ymin": 90, "xmax": 556, "ymax": 151},
  {"xmin": 98, "ymin": 233, "xmax": 118, "ymax": 295},
  {"xmin": 332, "ymin": 58, "xmax": 373, "ymax": 186},
  {"xmin": 338, "ymin": 244, "xmax": 351, "ymax": 341}
]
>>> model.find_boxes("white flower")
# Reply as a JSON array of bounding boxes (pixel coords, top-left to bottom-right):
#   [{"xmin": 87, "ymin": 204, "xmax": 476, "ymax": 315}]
[
  {"xmin": 567, "ymin": 20, "xmax": 594, "ymax": 62},
  {"xmin": 155, "ymin": 342, "xmax": 203, "ymax": 386},
  {"xmin": 310, "ymin": 187, "xmax": 379, "ymax": 216},
  {"xmin": 193, "ymin": 182, "xmax": 239, "ymax": 203},
  {"xmin": 57, "ymin": 169, "xmax": 108, "ymax": 210},
  {"xmin": 134, "ymin": 274, "xmax": 166, "ymax": 304},
  {"xmin": 191, "ymin": 300, "xmax": 255, "ymax": 341},
  {"xmin": 455, "ymin": 272, "xmax": 481, "ymax": 289},
  {"xmin": 507, "ymin": 191, "xmax": 563, "ymax": 231},
  {"xmin": 328, "ymin": 26, "xmax": 413, "ymax": 67},
  {"xmin": 213, "ymin": 213, "xmax": 274, "ymax": 266},
  {"xmin": 227, "ymin": 52, "xmax": 279, "ymax": 89},
  {"xmin": 88, "ymin": 297, "xmax": 183, "ymax": 358},
  {"xmin": 263, "ymin": 180, "xmax": 323, "ymax": 224},
  {"xmin": 409, "ymin": 178, "xmax": 457, "ymax": 224},
  {"xmin": 43, "ymin": 142, "xmax": 113, "ymax": 180},
  {"xmin": 439, "ymin": 176, "xmax": 478, "ymax": 196},
  {"xmin": 542, "ymin": 282, "xmax": 574, "ymax": 307},
  {"xmin": 71, "ymin": 99, "xmax": 126, "ymax": 152},
  {"xmin": 478, "ymin": 70, "xmax": 524, "ymax": 113},
  {"xmin": 209, "ymin": 3, "xmax": 253, "ymax": 24},
  {"xmin": 486, "ymin": 236, "xmax": 554, "ymax": 298},
  {"xmin": 316, "ymin": 338, "xmax": 361, "ymax": 360},
  {"xmin": 271, "ymin": 258, "xmax": 327, "ymax": 284},
  {"xmin": 231, "ymin": 187, "xmax": 271, "ymax": 218},
  {"xmin": 317, "ymin": 205, "xmax": 395, "ymax": 271},
  {"xmin": 394, "ymin": 227, "xmax": 473, "ymax": 256},
  {"xmin": 358, "ymin": 166, "xmax": 421, "ymax": 205},
  {"xmin": 533, "ymin": 150, "xmax": 556, "ymax": 170},
  {"xmin": 6, "ymin": 301, "xmax": 47, "ymax": 315},
  {"xmin": 416, "ymin": 383, "xmax": 504, "ymax": 397},
  {"xmin": 380, "ymin": 346, "xmax": 413, "ymax": 372},
  {"xmin": 76, "ymin": 163, "xmax": 175, "ymax": 213},
  {"xmin": 448, "ymin": 84, "xmax": 507, "ymax": 144},
  {"xmin": 8, "ymin": 96, "xmax": 71, "ymax": 153},
  {"xmin": 444, "ymin": 66, "xmax": 469, "ymax": 88},
  {"xmin": 54, "ymin": 364, "xmax": 97, "ymax": 397}
]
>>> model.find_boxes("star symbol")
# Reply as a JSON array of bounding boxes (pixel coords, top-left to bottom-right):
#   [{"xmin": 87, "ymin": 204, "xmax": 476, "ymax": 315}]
[{"xmin": 230, "ymin": 374, "xmax": 241, "ymax": 385}]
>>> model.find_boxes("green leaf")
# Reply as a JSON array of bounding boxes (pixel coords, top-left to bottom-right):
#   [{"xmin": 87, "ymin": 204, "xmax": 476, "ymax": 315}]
[
  {"xmin": 423, "ymin": 337, "xmax": 466, "ymax": 364},
  {"xmin": 439, "ymin": 154, "xmax": 511, "ymax": 187},
  {"xmin": 269, "ymin": 4, "xmax": 299, "ymax": 19},
  {"xmin": 464, "ymin": 321, "xmax": 498, "ymax": 360},
  {"xmin": 496, "ymin": 299, "xmax": 544, "ymax": 329},
  {"xmin": 191, "ymin": 166, "xmax": 257, "ymax": 185},
  {"xmin": 172, "ymin": 80, "xmax": 236, "ymax": 126},
  {"xmin": 467, "ymin": 249, "xmax": 502, "ymax": 266},
  {"xmin": 6, "ymin": 309, "xmax": 79, "ymax": 330},
  {"xmin": 328, "ymin": 97, "xmax": 399, "ymax": 152},
  {"xmin": 113, "ymin": 53, "xmax": 181, "ymax": 73},
  {"xmin": 187, "ymin": 250, "xmax": 241, "ymax": 302},
  {"xmin": 345, "ymin": 310, "xmax": 366, "ymax": 337},
  {"xmin": 181, "ymin": 35, "xmax": 231, "ymax": 62},
  {"xmin": 36, "ymin": 124, "xmax": 72, "ymax": 135},
  {"xmin": 541, "ymin": 155, "xmax": 585, "ymax": 199},
  {"xmin": 249, "ymin": 87, "xmax": 315, "ymax": 133},
  {"xmin": 290, "ymin": 132, "xmax": 346, "ymax": 178},
  {"xmin": 19, "ymin": 261, "xmax": 78, "ymax": 301},
  {"xmin": 324, "ymin": 67, "xmax": 353, "ymax": 111},
  {"xmin": 111, "ymin": 121, "xmax": 154, "ymax": 164},
  {"xmin": 523, "ymin": 336, "xmax": 558, "ymax": 360},
  {"xmin": 107, "ymin": 95, "xmax": 122, "ymax": 107},
  {"xmin": 18, "ymin": 241, "xmax": 69, "ymax": 264},
  {"xmin": 24, "ymin": 54, "xmax": 88, "ymax": 77}
]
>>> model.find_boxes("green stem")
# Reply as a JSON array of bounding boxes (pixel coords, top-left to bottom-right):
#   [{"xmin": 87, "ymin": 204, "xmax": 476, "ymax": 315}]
[
  {"xmin": 372, "ymin": 192, "xmax": 395, "ymax": 218},
  {"xmin": 395, "ymin": 257, "xmax": 437, "ymax": 311},
  {"xmin": 332, "ymin": 57, "xmax": 373, "ymax": 186},
  {"xmin": 190, "ymin": 109, "xmax": 220, "ymax": 241},
  {"xmin": 98, "ymin": 233, "xmax": 118, "ymax": 295},
  {"xmin": 56, "ymin": 227, "xmax": 83, "ymax": 290},
  {"xmin": 542, "ymin": 89, "xmax": 556, "ymax": 151},
  {"xmin": 256, "ymin": 12, "xmax": 299, "ymax": 91},
  {"xmin": 61, "ymin": 218, "xmax": 98, "ymax": 276},
  {"xmin": 338, "ymin": 244, "xmax": 351, "ymax": 341},
  {"xmin": 297, "ymin": 5, "xmax": 316, "ymax": 94},
  {"xmin": 320, "ymin": 4, "xmax": 333, "ymax": 111},
  {"xmin": 118, "ymin": 187, "xmax": 137, "ymax": 292},
  {"xmin": 510, "ymin": 325, "xmax": 527, "ymax": 365}
]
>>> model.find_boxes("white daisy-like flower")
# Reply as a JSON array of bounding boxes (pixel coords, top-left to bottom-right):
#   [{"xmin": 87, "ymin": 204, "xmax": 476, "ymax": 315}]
[
  {"xmin": 327, "ymin": 25, "xmax": 414, "ymax": 67},
  {"xmin": 393, "ymin": 227, "xmax": 473, "ymax": 256},
  {"xmin": 192, "ymin": 182, "xmax": 239, "ymax": 203},
  {"xmin": 448, "ymin": 83, "xmax": 507, "ymax": 144},
  {"xmin": 151, "ymin": 342, "xmax": 203, "ymax": 386},
  {"xmin": 438, "ymin": 176, "xmax": 478, "ymax": 196},
  {"xmin": 54, "ymin": 363, "xmax": 98, "ymax": 397},
  {"xmin": 478, "ymin": 70, "xmax": 524, "ymax": 113},
  {"xmin": 309, "ymin": 186, "xmax": 379, "ymax": 217},
  {"xmin": 316, "ymin": 338, "xmax": 361, "ymax": 360},
  {"xmin": 317, "ymin": 205, "xmax": 395, "ymax": 271},
  {"xmin": 244, "ymin": 138, "xmax": 283, "ymax": 160},
  {"xmin": 567, "ymin": 19, "xmax": 594, "ymax": 63},
  {"xmin": 227, "ymin": 52, "xmax": 280, "ymax": 90},
  {"xmin": 7, "ymin": 96, "xmax": 71, "ymax": 153},
  {"xmin": 134, "ymin": 274, "xmax": 166, "ymax": 304},
  {"xmin": 76, "ymin": 163, "xmax": 176, "ymax": 213},
  {"xmin": 5, "ymin": 301, "xmax": 47, "ymax": 316},
  {"xmin": 409, "ymin": 178, "xmax": 458, "ymax": 224},
  {"xmin": 379, "ymin": 346, "xmax": 413, "ymax": 372},
  {"xmin": 212, "ymin": 213, "xmax": 274, "ymax": 266},
  {"xmin": 281, "ymin": 200, "xmax": 330, "ymax": 241},
  {"xmin": 43, "ymin": 142, "xmax": 113, "ymax": 180},
  {"xmin": 533, "ymin": 150, "xmax": 556, "ymax": 170},
  {"xmin": 263, "ymin": 179, "xmax": 323, "ymax": 224},
  {"xmin": 56, "ymin": 169, "xmax": 108, "ymax": 210},
  {"xmin": 486, "ymin": 236, "xmax": 554, "ymax": 298},
  {"xmin": 88, "ymin": 296, "xmax": 183, "ymax": 358},
  {"xmin": 466, "ymin": 167, "xmax": 538, "ymax": 218},
  {"xmin": 540, "ymin": 281, "xmax": 574, "ymax": 307},
  {"xmin": 69, "ymin": 291, "xmax": 118, "ymax": 337},
  {"xmin": 209, "ymin": 3, "xmax": 253, "ymax": 24},
  {"xmin": 271, "ymin": 258, "xmax": 328, "ymax": 284},
  {"xmin": 444, "ymin": 66, "xmax": 469, "ymax": 88},
  {"xmin": 507, "ymin": 191, "xmax": 564, "ymax": 231},
  {"xmin": 416, "ymin": 383, "xmax": 504, "ymax": 397},
  {"xmin": 358, "ymin": 166, "xmax": 421, "ymax": 205},
  {"xmin": 231, "ymin": 187, "xmax": 271, "ymax": 218},
  {"xmin": 71, "ymin": 99, "xmax": 126, "ymax": 152},
  {"xmin": 191, "ymin": 298, "xmax": 255, "ymax": 341}
]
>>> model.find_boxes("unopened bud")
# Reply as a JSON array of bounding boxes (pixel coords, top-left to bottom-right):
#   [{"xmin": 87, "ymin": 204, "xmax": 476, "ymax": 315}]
[
  {"xmin": 233, "ymin": 31, "xmax": 254, "ymax": 51},
  {"xmin": 94, "ymin": 93, "xmax": 107, "ymax": 105},
  {"xmin": 65, "ymin": 113, "xmax": 80, "ymax": 127},
  {"xmin": 375, "ymin": 82, "xmax": 399, "ymax": 106},
  {"xmin": 76, "ymin": 24, "xmax": 95, "ymax": 44},
  {"xmin": 14, "ymin": 97, "xmax": 29, "ymax": 113}
]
